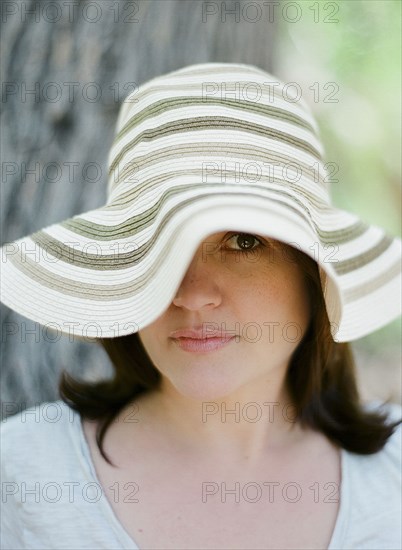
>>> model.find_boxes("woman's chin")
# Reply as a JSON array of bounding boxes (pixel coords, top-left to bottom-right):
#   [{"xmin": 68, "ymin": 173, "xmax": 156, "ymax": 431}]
[{"xmin": 168, "ymin": 374, "xmax": 243, "ymax": 402}]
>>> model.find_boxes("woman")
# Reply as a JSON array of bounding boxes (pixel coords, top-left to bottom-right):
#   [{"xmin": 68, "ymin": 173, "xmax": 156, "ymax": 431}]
[{"xmin": 1, "ymin": 62, "xmax": 401, "ymax": 549}]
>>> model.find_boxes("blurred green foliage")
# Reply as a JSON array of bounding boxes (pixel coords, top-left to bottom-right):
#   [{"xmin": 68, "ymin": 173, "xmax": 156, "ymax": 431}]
[{"xmin": 274, "ymin": 0, "xmax": 401, "ymax": 351}]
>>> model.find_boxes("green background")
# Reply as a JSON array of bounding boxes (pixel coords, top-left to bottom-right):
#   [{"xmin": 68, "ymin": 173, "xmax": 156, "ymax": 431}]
[{"xmin": 274, "ymin": 0, "xmax": 401, "ymax": 396}]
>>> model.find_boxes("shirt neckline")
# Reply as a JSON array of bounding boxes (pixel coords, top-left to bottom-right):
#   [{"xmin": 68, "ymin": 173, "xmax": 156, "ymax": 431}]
[
  {"xmin": 68, "ymin": 401, "xmax": 347, "ymax": 550},
  {"xmin": 68, "ymin": 405, "xmax": 141, "ymax": 549},
  {"xmin": 328, "ymin": 445, "xmax": 349, "ymax": 548}
]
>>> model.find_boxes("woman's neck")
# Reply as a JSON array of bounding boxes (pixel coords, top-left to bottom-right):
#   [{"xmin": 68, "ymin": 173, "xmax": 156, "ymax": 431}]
[{"xmin": 115, "ymin": 374, "xmax": 306, "ymax": 468}]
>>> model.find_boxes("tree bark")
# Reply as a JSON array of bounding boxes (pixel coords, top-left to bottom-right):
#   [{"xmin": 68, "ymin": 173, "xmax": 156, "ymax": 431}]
[{"xmin": 0, "ymin": 0, "xmax": 278, "ymax": 416}]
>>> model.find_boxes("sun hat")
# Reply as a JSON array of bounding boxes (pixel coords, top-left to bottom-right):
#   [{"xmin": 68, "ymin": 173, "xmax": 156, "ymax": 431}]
[{"xmin": 1, "ymin": 62, "xmax": 401, "ymax": 342}]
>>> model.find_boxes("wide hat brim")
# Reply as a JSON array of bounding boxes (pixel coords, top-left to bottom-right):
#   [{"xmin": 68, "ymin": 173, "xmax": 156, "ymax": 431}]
[
  {"xmin": 1, "ymin": 185, "xmax": 401, "ymax": 343},
  {"xmin": 1, "ymin": 62, "xmax": 401, "ymax": 342}
]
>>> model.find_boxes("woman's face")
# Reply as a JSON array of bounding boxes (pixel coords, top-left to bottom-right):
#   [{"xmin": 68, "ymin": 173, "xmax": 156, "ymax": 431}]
[{"xmin": 138, "ymin": 231, "xmax": 312, "ymax": 400}]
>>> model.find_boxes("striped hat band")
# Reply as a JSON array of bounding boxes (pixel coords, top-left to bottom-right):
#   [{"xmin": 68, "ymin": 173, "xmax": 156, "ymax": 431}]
[{"xmin": 1, "ymin": 62, "xmax": 401, "ymax": 342}]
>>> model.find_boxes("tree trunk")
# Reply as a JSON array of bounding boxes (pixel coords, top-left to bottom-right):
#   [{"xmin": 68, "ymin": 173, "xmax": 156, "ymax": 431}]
[{"xmin": 0, "ymin": 0, "xmax": 278, "ymax": 416}]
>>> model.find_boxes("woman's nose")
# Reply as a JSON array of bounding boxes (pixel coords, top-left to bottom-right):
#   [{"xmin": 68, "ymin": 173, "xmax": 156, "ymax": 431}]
[{"xmin": 172, "ymin": 247, "xmax": 222, "ymax": 311}]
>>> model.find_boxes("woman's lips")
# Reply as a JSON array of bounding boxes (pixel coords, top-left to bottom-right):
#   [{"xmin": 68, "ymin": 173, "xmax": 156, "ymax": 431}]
[
  {"xmin": 169, "ymin": 327, "xmax": 235, "ymax": 339},
  {"xmin": 172, "ymin": 336, "xmax": 236, "ymax": 353}
]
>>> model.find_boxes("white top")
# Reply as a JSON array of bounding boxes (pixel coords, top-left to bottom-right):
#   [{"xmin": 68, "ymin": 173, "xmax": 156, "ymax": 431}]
[{"xmin": 1, "ymin": 399, "xmax": 401, "ymax": 549}]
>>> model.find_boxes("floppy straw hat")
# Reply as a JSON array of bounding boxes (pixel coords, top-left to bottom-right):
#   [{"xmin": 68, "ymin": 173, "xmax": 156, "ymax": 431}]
[{"xmin": 1, "ymin": 62, "xmax": 401, "ymax": 342}]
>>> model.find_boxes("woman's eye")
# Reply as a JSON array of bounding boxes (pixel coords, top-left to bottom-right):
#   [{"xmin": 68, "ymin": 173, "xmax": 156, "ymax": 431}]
[{"xmin": 223, "ymin": 233, "xmax": 263, "ymax": 252}]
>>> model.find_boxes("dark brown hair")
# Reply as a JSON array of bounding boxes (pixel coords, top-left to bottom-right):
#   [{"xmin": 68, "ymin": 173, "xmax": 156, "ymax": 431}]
[{"xmin": 59, "ymin": 244, "xmax": 401, "ymax": 467}]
